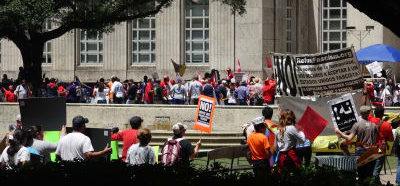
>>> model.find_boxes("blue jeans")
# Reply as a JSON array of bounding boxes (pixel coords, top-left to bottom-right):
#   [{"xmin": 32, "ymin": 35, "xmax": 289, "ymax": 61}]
[
  {"xmin": 373, "ymin": 156, "xmax": 385, "ymax": 184},
  {"xmin": 173, "ymin": 99, "xmax": 185, "ymax": 105},
  {"xmin": 396, "ymin": 157, "xmax": 400, "ymax": 184}
]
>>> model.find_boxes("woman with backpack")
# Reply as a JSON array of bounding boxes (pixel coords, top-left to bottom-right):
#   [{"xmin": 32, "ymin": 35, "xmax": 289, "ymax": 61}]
[
  {"xmin": 274, "ymin": 109, "xmax": 305, "ymax": 171},
  {"xmin": 126, "ymin": 128, "xmax": 156, "ymax": 165}
]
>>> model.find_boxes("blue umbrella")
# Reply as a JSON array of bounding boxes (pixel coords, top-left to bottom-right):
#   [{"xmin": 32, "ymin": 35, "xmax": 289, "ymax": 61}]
[{"xmin": 356, "ymin": 44, "xmax": 400, "ymax": 64}]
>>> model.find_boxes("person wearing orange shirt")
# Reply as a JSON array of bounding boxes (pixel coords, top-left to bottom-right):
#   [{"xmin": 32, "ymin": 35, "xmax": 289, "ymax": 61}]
[
  {"xmin": 107, "ymin": 78, "xmax": 114, "ymax": 103},
  {"xmin": 247, "ymin": 116, "xmax": 271, "ymax": 181}
]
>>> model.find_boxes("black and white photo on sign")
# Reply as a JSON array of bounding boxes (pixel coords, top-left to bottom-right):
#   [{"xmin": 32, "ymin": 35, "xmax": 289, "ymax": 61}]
[
  {"xmin": 328, "ymin": 93, "xmax": 360, "ymax": 133},
  {"xmin": 197, "ymin": 98, "xmax": 214, "ymax": 127},
  {"xmin": 272, "ymin": 48, "xmax": 363, "ymax": 97}
]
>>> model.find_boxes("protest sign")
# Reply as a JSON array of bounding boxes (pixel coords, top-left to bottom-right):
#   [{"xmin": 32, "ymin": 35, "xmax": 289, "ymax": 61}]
[
  {"xmin": 19, "ymin": 97, "xmax": 66, "ymax": 131},
  {"xmin": 234, "ymin": 72, "xmax": 244, "ymax": 83},
  {"xmin": 66, "ymin": 127, "xmax": 111, "ymax": 153},
  {"xmin": 273, "ymin": 47, "xmax": 363, "ymax": 97},
  {"xmin": 296, "ymin": 106, "xmax": 328, "ymax": 141},
  {"xmin": 328, "ymin": 93, "xmax": 360, "ymax": 133},
  {"xmin": 44, "ymin": 131, "xmax": 61, "ymax": 162},
  {"xmin": 278, "ymin": 91, "xmax": 363, "ymax": 136},
  {"xmin": 365, "ymin": 62, "xmax": 382, "ymax": 77},
  {"xmin": 194, "ymin": 95, "xmax": 216, "ymax": 133}
]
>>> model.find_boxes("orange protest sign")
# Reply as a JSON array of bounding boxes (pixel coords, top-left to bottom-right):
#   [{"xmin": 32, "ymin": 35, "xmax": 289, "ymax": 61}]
[{"xmin": 194, "ymin": 95, "xmax": 216, "ymax": 133}]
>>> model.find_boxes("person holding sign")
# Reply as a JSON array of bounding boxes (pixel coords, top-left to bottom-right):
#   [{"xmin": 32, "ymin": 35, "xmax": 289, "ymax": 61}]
[
  {"xmin": 335, "ymin": 106, "xmax": 378, "ymax": 182},
  {"xmin": 55, "ymin": 116, "xmax": 111, "ymax": 161},
  {"xmin": 161, "ymin": 123, "xmax": 201, "ymax": 166},
  {"xmin": 246, "ymin": 116, "xmax": 271, "ymax": 181}
]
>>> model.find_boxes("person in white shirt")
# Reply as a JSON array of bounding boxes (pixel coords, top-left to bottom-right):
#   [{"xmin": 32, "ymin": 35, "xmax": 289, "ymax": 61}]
[
  {"xmin": 0, "ymin": 129, "xmax": 30, "ymax": 169},
  {"xmin": 393, "ymin": 85, "xmax": 400, "ymax": 106},
  {"xmin": 170, "ymin": 78, "xmax": 187, "ymax": 105},
  {"xmin": 110, "ymin": 77, "xmax": 124, "ymax": 104},
  {"xmin": 55, "ymin": 116, "xmax": 111, "ymax": 161},
  {"xmin": 30, "ymin": 125, "xmax": 66, "ymax": 163},
  {"xmin": 93, "ymin": 78, "xmax": 109, "ymax": 104},
  {"xmin": 15, "ymin": 80, "xmax": 29, "ymax": 100},
  {"xmin": 188, "ymin": 76, "xmax": 203, "ymax": 105}
]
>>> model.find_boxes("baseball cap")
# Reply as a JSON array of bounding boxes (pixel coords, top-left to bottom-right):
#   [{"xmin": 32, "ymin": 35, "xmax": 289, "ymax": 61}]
[
  {"xmin": 130, "ymin": 116, "xmax": 143, "ymax": 125},
  {"xmin": 163, "ymin": 75, "xmax": 169, "ymax": 80},
  {"xmin": 172, "ymin": 122, "xmax": 187, "ymax": 134},
  {"xmin": 359, "ymin": 106, "xmax": 371, "ymax": 114},
  {"xmin": 72, "ymin": 115, "xmax": 89, "ymax": 125},
  {"xmin": 251, "ymin": 116, "xmax": 265, "ymax": 125}
]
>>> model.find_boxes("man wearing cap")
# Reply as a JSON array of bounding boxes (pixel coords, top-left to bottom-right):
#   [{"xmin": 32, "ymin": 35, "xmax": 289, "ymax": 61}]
[
  {"xmin": 188, "ymin": 76, "xmax": 203, "ymax": 105},
  {"xmin": 111, "ymin": 116, "xmax": 142, "ymax": 162},
  {"xmin": 56, "ymin": 116, "xmax": 111, "ymax": 161},
  {"xmin": 335, "ymin": 106, "xmax": 378, "ymax": 181},
  {"xmin": 247, "ymin": 116, "xmax": 271, "ymax": 181},
  {"xmin": 163, "ymin": 123, "xmax": 201, "ymax": 165}
]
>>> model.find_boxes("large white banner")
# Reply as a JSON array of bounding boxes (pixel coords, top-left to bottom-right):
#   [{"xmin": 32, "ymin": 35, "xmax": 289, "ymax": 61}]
[{"xmin": 273, "ymin": 48, "xmax": 363, "ymax": 97}]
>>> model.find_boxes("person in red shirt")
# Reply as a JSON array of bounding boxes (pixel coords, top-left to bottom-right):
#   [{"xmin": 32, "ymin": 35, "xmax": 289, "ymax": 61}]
[
  {"xmin": 145, "ymin": 78, "xmax": 154, "ymax": 104},
  {"xmin": 58, "ymin": 82, "xmax": 67, "ymax": 98},
  {"xmin": 160, "ymin": 76, "xmax": 170, "ymax": 104},
  {"xmin": 368, "ymin": 106, "xmax": 394, "ymax": 184},
  {"xmin": 111, "ymin": 116, "xmax": 143, "ymax": 162},
  {"xmin": 263, "ymin": 79, "xmax": 276, "ymax": 105},
  {"xmin": 3, "ymin": 85, "xmax": 16, "ymax": 102},
  {"xmin": 226, "ymin": 67, "xmax": 234, "ymax": 81}
]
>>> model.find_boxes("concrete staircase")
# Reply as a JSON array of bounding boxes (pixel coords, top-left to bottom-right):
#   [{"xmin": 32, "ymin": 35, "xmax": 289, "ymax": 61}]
[{"xmin": 117, "ymin": 130, "xmax": 244, "ymax": 157}]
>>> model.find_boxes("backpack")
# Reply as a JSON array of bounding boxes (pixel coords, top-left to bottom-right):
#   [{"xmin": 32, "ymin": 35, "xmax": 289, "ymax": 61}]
[{"xmin": 161, "ymin": 138, "xmax": 183, "ymax": 166}]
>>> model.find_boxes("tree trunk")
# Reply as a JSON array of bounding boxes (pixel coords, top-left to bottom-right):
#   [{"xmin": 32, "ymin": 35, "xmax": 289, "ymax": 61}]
[{"xmin": 18, "ymin": 41, "xmax": 45, "ymax": 97}]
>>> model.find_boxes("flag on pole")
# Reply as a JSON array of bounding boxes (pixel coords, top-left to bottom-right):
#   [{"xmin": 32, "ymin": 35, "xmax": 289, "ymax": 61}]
[
  {"xmin": 246, "ymin": 71, "xmax": 251, "ymax": 85},
  {"xmin": 197, "ymin": 71, "xmax": 201, "ymax": 80},
  {"xmin": 266, "ymin": 55, "xmax": 273, "ymax": 68},
  {"xmin": 237, "ymin": 60, "xmax": 242, "ymax": 73}
]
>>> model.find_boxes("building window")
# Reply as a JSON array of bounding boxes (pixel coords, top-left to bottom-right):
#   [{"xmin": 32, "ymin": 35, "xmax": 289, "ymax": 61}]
[
  {"xmin": 322, "ymin": 0, "xmax": 347, "ymax": 52},
  {"xmin": 132, "ymin": 16, "xmax": 156, "ymax": 63},
  {"xmin": 285, "ymin": 0, "xmax": 293, "ymax": 53},
  {"xmin": 43, "ymin": 21, "xmax": 52, "ymax": 64},
  {"xmin": 80, "ymin": 30, "xmax": 104, "ymax": 63},
  {"xmin": 185, "ymin": 0, "xmax": 209, "ymax": 63}
]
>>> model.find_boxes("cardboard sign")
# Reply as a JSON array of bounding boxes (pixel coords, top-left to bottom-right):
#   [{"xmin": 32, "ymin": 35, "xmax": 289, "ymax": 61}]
[
  {"xmin": 19, "ymin": 97, "xmax": 66, "ymax": 131},
  {"xmin": 66, "ymin": 127, "xmax": 111, "ymax": 152},
  {"xmin": 328, "ymin": 93, "xmax": 360, "ymax": 133},
  {"xmin": 194, "ymin": 95, "xmax": 216, "ymax": 133},
  {"xmin": 296, "ymin": 106, "xmax": 328, "ymax": 141}
]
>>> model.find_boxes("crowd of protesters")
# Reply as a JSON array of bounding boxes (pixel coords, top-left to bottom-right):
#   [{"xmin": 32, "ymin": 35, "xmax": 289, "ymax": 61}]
[{"xmin": 0, "ymin": 67, "xmax": 277, "ymax": 106}]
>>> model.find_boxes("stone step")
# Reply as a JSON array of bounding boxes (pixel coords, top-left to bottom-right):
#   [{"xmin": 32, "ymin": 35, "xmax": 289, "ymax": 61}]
[{"xmin": 149, "ymin": 130, "xmax": 243, "ymax": 137}]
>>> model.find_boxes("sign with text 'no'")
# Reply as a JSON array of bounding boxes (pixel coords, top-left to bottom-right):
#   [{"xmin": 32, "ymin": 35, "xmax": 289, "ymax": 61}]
[{"xmin": 194, "ymin": 95, "xmax": 216, "ymax": 133}]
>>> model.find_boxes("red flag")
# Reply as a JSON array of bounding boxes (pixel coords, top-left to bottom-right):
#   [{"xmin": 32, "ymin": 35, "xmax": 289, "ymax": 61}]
[
  {"xmin": 197, "ymin": 71, "xmax": 201, "ymax": 80},
  {"xmin": 246, "ymin": 71, "xmax": 251, "ymax": 85},
  {"xmin": 237, "ymin": 60, "xmax": 242, "ymax": 73},
  {"xmin": 211, "ymin": 72, "xmax": 218, "ymax": 88},
  {"xmin": 296, "ymin": 106, "xmax": 328, "ymax": 141},
  {"xmin": 266, "ymin": 56, "xmax": 272, "ymax": 68}
]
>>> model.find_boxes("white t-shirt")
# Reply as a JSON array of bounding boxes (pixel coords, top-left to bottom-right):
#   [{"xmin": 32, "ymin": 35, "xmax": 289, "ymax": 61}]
[
  {"xmin": 95, "ymin": 88, "xmax": 109, "ymax": 101},
  {"xmin": 15, "ymin": 85, "xmax": 28, "ymax": 99},
  {"xmin": 189, "ymin": 81, "xmax": 203, "ymax": 99},
  {"xmin": 0, "ymin": 146, "xmax": 30, "ymax": 167},
  {"xmin": 393, "ymin": 90, "xmax": 400, "ymax": 103},
  {"xmin": 171, "ymin": 84, "xmax": 186, "ymax": 100},
  {"xmin": 111, "ymin": 81, "xmax": 124, "ymax": 98},
  {"xmin": 55, "ymin": 132, "xmax": 94, "ymax": 161}
]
